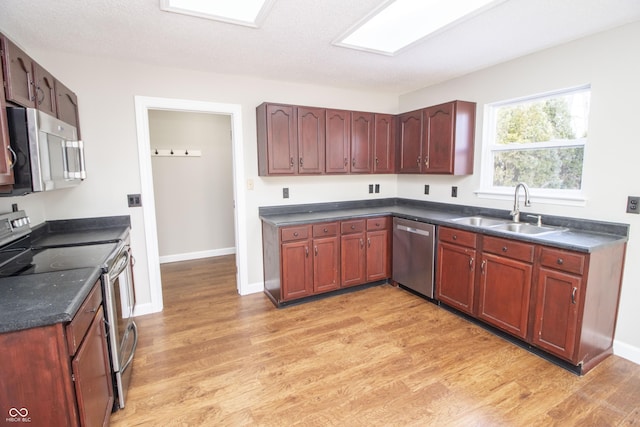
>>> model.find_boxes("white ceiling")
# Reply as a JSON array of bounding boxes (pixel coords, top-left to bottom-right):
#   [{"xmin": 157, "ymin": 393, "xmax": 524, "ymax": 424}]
[{"xmin": 1, "ymin": 0, "xmax": 640, "ymax": 94}]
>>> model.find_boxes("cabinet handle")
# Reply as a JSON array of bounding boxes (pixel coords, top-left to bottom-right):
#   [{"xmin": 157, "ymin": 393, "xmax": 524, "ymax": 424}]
[
  {"xmin": 469, "ymin": 257, "xmax": 474, "ymax": 270},
  {"xmin": 26, "ymin": 71, "xmax": 34, "ymax": 101},
  {"xmin": 315, "ymin": 246, "xmax": 318, "ymax": 256},
  {"xmin": 571, "ymin": 287, "xmax": 577, "ymax": 304},
  {"xmin": 557, "ymin": 258, "xmax": 564, "ymax": 265},
  {"xmin": 344, "ymin": 157, "xmax": 348, "ymax": 167},
  {"xmin": 360, "ymin": 238, "xmax": 364, "ymax": 248},
  {"xmin": 424, "ymin": 156, "xmax": 429, "ymax": 167},
  {"xmin": 290, "ymin": 157, "xmax": 294, "ymax": 168},
  {"xmin": 502, "ymin": 246, "xmax": 508, "ymax": 252},
  {"xmin": 299, "ymin": 157, "xmax": 303, "ymax": 167},
  {"xmin": 36, "ymin": 85, "xmax": 45, "ymax": 104},
  {"xmin": 352, "ymin": 158, "xmax": 356, "ymax": 167},
  {"xmin": 368, "ymin": 238, "xmax": 371, "ymax": 247},
  {"xmin": 7, "ymin": 146, "xmax": 16, "ymax": 170},
  {"xmin": 305, "ymin": 246, "xmax": 309, "ymax": 257},
  {"xmin": 416, "ymin": 156, "xmax": 421, "ymax": 165},
  {"xmin": 481, "ymin": 260, "xmax": 486, "ymax": 273},
  {"xmin": 375, "ymin": 158, "xmax": 379, "ymax": 166}
]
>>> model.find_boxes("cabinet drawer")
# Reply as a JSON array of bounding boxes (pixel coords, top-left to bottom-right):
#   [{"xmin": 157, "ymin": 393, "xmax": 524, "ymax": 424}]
[
  {"xmin": 438, "ymin": 226, "xmax": 477, "ymax": 248},
  {"xmin": 313, "ymin": 222, "xmax": 338, "ymax": 237},
  {"xmin": 539, "ymin": 247, "xmax": 586, "ymax": 275},
  {"xmin": 281, "ymin": 225, "xmax": 310, "ymax": 242},
  {"xmin": 366, "ymin": 216, "xmax": 390, "ymax": 231},
  {"xmin": 482, "ymin": 236, "xmax": 534, "ymax": 263},
  {"xmin": 66, "ymin": 281, "xmax": 102, "ymax": 356},
  {"xmin": 341, "ymin": 219, "xmax": 365, "ymax": 234}
]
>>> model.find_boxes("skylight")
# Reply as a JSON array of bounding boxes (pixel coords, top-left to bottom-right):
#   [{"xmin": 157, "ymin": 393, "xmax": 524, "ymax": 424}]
[
  {"xmin": 334, "ymin": 0, "xmax": 505, "ymax": 56},
  {"xmin": 160, "ymin": 0, "xmax": 275, "ymax": 28}
]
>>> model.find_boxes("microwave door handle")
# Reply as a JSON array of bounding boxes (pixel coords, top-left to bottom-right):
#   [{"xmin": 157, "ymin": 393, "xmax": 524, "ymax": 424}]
[
  {"xmin": 61, "ymin": 141, "xmax": 70, "ymax": 179},
  {"xmin": 78, "ymin": 140, "xmax": 86, "ymax": 179}
]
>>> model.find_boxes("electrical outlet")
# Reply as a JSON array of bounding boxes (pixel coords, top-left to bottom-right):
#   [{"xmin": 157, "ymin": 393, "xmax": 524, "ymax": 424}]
[
  {"xmin": 451, "ymin": 186, "xmax": 458, "ymax": 198},
  {"xmin": 626, "ymin": 196, "xmax": 640, "ymax": 214},
  {"xmin": 127, "ymin": 194, "xmax": 142, "ymax": 207},
  {"xmin": 375, "ymin": 184, "xmax": 380, "ymax": 193},
  {"xmin": 424, "ymin": 185, "xmax": 429, "ymax": 195},
  {"xmin": 368, "ymin": 184, "xmax": 374, "ymax": 193},
  {"xmin": 283, "ymin": 188, "xmax": 289, "ymax": 199}
]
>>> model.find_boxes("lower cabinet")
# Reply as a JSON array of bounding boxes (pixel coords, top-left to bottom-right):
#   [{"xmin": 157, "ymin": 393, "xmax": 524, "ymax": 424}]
[
  {"xmin": 0, "ymin": 281, "xmax": 114, "ymax": 426},
  {"xmin": 436, "ymin": 226, "xmax": 626, "ymax": 374},
  {"xmin": 262, "ymin": 216, "xmax": 390, "ymax": 305}
]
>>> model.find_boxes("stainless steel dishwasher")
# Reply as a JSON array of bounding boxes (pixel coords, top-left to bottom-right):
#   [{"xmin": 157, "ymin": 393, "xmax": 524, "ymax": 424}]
[{"xmin": 392, "ymin": 217, "xmax": 436, "ymax": 298}]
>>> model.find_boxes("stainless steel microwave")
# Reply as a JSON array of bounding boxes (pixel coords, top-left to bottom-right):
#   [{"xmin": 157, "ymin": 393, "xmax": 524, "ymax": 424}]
[{"xmin": 4, "ymin": 107, "xmax": 86, "ymax": 195}]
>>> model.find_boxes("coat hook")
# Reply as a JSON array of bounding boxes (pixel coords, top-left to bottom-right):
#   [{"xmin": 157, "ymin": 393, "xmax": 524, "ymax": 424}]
[
  {"xmin": 185, "ymin": 149, "xmax": 189, "ymax": 155},
  {"xmin": 154, "ymin": 148, "xmax": 158, "ymax": 155},
  {"xmin": 170, "ymin": 149, "xmax": 174, "ymax": 155}
]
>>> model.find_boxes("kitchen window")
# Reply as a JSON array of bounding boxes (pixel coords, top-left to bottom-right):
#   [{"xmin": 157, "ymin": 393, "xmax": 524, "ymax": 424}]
[{"xmin": 478, "ymin": 85, "xmax": 591, "ymax": 205}]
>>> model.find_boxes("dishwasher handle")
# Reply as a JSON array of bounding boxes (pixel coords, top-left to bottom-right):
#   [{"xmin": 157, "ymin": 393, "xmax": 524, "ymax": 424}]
[{"xmin": 396, "ymin": 224, "xmax": 431, "ymax": 237}]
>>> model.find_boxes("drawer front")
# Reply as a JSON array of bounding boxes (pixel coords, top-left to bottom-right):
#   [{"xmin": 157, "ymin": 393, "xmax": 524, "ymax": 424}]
[
  {"xmin": 341, "ymin": 219, "xmax": 366, "ymax": 234},
  {"xmin": 482, "ymin": 236, "xmax": 534, "ymax": 263},
  {"xmin": 281, "ymin": 225, "xmax": 310, "ymax": 242},
  {"xmin": 66, "ymin": 281, "xmax": 103, "ymax": 356},
  {"xmin": 313, "ymin": 222, "xmax": 338, "ymax": 237},
  {"xmin": 438, "ymin": 226, "xmax": 477, "ymax": 249},
  {"xmin": 540, "ymin": 247, "xmax": 586, "ymax": 275},
  {"xmin": 366, "ymin": 216, "xmax": 390, "ymax": 231}
]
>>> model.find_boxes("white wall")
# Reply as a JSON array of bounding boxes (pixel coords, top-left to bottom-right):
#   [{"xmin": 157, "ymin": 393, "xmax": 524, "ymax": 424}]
[
  {"xmin": 149, "ymin": 110, "xmax": 235, "ymax": 260},
  {"xmin": 398, "ymin": 21, "xmax": 640, "ymax": 362}
]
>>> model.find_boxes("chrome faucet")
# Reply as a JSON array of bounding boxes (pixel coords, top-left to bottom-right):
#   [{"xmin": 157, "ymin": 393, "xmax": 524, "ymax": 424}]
[{"xmin": 511, "ymin": 182, "xmax": 531, "ymax": 223}]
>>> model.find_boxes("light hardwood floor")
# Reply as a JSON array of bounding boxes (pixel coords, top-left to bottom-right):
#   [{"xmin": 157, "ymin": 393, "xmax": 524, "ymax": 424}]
[{"xmin": 109, "ymin": 255, "xmax": 640, "ymax": 426}]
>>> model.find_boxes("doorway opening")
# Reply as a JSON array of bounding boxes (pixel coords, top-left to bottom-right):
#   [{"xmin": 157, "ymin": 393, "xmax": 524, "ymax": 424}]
[{"xmin": 134, "ymin": 96, "xmax": 248, "ymax": 314}]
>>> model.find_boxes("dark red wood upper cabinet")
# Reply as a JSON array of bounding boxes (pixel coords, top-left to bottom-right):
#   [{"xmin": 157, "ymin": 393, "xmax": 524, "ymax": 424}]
[
  {"xmin": 257, "ymin": 103, "xmax": 297, "ymax": 176},
  {"xmin": 0, "ymin": 35, "xmax": 36, "ymax": 108},
  {"xmin": 0, "ymin": 71, "xmax": 14, "ymax": 187},
  {"xmin": 350, "ymin": 111, "xmax": 373, "ymax": 173},
  {"xmin": 325, "ymin": 109, "xmax": 350, "ymax": 174},
  {"xmin": 55, "ymin": 80, "xmax": 81, "ymax": 136},
  {"xmin": 397, "ymin": 109, "xmax": 423, "ymax": 173},
  {"xmin": 297, "ymin": 107, "xmax": 325, "ymax": 174},
  {"xmin": 34, "ymin": 63, "xmax": 57, "ymax": 117},
  {"xmin": 373, "ymin": 114, "xmax": 395, "ymax": 174}
]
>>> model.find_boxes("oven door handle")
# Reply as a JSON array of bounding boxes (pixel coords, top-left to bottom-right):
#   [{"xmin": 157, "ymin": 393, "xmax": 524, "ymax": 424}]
[
  {"xmin": 110, "ymin": 248, "xmax": 130, "ymax": 279},
  {"xmin": 121, "ymin": 321, "xmax": 138, "ymax": 373}
]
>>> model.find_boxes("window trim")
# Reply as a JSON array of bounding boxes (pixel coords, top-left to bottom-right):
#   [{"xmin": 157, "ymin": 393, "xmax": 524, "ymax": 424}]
[{"xmin": 477, "ymin": 85, "xmax": 591, "ymax": 206}]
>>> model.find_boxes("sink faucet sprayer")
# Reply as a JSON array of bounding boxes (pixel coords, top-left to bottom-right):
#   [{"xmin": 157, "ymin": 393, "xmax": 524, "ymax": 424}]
[{"xmin": 511, "ymin": 182, "xmax": 531, "ymax": 223}]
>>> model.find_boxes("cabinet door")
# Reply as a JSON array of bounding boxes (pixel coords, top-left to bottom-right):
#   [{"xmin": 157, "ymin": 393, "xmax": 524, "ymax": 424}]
[
  {"xmin": 55, "ymin": 80, "xmax": 81, "ymax": 136},
  {"xmin": 366, "ymin": 229, "xmax": 389, "ymax": 281},
  {"xmin": 313, "ymin": 236, "xmax": 340, "ymax": 293},
  {"xmin": 532, "ymin": 268, "xmax": 581, "ymax": 360},
  {"xmin": 282, "ymin": 239, "xmax": 313, "ymax": 300},
  {"xmin": 297, "ymin": 107, "xmax": 325, "ymax": 174},
  {"xmin": 478, "ymin": 253, "xmax": 532, "ymax": 339},
  {"xmin": 373, "ymin": 114, "xmax": 395, "ymax": 173},
  {"xmin": 34, "ymin": 63, "xmax": 57, "ymax": 117},
  {"xmin": 1, "ymin": 36, "xmax": 36, "ymax": 108},
  {"xmin": 424, "ymin": 102, "xmax": 454, "ymax": 174},
  {"xmin": 72, "ymin": 306, "xmax": 114, "ymax": 427},
  {"xmin": 325, "ymin": 109, "xmax": 350, "ymax": 173},
  {"xmin": 257, "ymin": 104, "xmax": 296, "ymax": 175},
  {"xmin": 341, "ymin": 232, "xmax": 366, "ymax": 287},
  {"xmin": 0, "ymin": 76, "xmax": 14, "ymax": 187},
  {"xmin": 397, "ymin": 110, "xmax": 422, "ymax": 173},
  {"xmin": 436, "ymin": 242, "xmax": 476, "ymax": 315},
  {"xmin": 350, "ymin": 111, "xmax": 373, "ymax": 173}
]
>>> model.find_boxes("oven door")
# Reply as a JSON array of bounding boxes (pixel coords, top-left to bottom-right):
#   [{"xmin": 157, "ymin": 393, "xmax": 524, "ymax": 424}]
[{"xmin": 103, "ymin": 244, "xmax": 138, "ymax": 410}]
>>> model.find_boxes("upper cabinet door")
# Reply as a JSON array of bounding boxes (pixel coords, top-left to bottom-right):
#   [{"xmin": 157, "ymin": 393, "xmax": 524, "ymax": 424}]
[
  {"xmin": 325, "ymin": 109, "xmax": 350, "ymax": 174},
  {"xmin": 397, "ymin": 110, "xmax": 422, "ymax": 173},
  {"xmin": 1, "ymin": 36, "xmax": 36, "ymax": 108},
  {"xmin": 297, "ymin": 107, "xmax": 325, "ymax": 174},
  {"xmin": 257, "ymin": 103, "xmax": 297, "ymax": 176},
  {"xmin": 0, "ymin": 75, "xmax": 14, "ymax": 187},
  {"xmin": 34, "ymin": 63, "xmax": 57, "ymax": 117},
  {"xmin": 55, "ymin": 80, "xmax": 81, "ymax": 135},
  {"xmin": 424, "ymin": 102, "xmax": 454, "ymax": 173},
  {"xmin": 350, "ymin": 111, "xmax": 373, "ymax": 173},
  {"xmin": 373, "ymin": 114, "xmax": 395, "ymax": 174}
]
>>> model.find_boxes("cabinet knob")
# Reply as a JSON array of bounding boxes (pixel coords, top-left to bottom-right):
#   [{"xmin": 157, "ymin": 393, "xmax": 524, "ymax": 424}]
[
  {"xmin": 557, "ymin": 258, "xmax": 564, "ymax": 265},
  {"xmin": 375, "ymin": 223, "xmax": 380, "ymax": 227},
  {"xmin": 351, "ymin": 225, "xmax": 356, "ymax": 230},
  {"xmin": 502, "ymin": 246, "xmax": 508, "ymax": 252},
  {"xmin": 452, "ymin": 235, "xmax": 457, "ymax": 240},
  {"xmin": 323, "ymin": 228, "xmax": 328, "ymax": 233},
  {"xmin": 293, "ymin": 232, "xmax": 299, "ymax": 237}
]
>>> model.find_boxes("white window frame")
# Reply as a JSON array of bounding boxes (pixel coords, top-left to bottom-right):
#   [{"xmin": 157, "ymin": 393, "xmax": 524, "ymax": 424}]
[{"xmin": 476, "ymin": 85, "xmax": 591, "ymax": 206}]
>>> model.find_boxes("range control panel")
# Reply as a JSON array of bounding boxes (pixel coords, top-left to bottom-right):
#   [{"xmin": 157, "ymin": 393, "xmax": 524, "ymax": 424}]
[{"xmin": 0, "ymin": 210, "xmax": 31, "ymax": 247}]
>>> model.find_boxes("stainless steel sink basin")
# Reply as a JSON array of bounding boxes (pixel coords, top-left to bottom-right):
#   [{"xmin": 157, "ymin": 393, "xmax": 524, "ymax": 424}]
[
  {"xmin": 450, "ymin": 216, "xmax": 510, "ymax": 227},
  {"xmin": 491, "ymin": 222, "xmax": 566, "ymax": 236}
]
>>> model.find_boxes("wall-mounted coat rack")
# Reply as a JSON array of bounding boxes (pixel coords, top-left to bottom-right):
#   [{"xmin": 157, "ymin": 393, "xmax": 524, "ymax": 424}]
[{"xmin": 152, "ymin": 148, "xmax": 202, "ymax": 157}]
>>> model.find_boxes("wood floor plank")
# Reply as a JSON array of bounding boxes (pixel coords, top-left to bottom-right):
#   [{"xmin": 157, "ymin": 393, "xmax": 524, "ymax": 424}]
[{"xmin": 109, "ymin": 255, "xmax": 640, "ymax": 426}]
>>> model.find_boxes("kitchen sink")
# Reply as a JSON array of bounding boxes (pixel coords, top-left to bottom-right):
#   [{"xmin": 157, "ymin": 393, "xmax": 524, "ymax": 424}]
[
  {"xmin": 450, "ymin": 216, "xmax": 510, "ymax": 227},
  {"xmin": 491, "ymin": 222, "xmax": 566, "ymax": 236}
]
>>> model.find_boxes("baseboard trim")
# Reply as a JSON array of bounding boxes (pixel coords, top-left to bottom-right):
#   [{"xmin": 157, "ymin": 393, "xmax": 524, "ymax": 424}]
[
  {"xmin": 159, "ymin": 247, "xmax": 236, "ymax": 264},
  {"xmin": 133, "ymin": 302, "xmax": 157, "ymax": 317},
  {"xmin": 613, "ymin": 339, "xmax": 640, "ymax": 365},
  {"xmin": 240, "ymin": 281, "xmax": 264, "ymax": 296}
]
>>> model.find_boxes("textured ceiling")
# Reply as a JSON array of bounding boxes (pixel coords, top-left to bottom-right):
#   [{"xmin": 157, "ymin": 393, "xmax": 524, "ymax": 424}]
[{"xmin": 1, "ymin": 0, "xmax": 640, "ymax": 94}]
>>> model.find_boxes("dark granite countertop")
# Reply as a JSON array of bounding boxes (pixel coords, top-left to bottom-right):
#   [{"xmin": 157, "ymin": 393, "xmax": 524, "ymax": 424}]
[
  {"xmin": 260, "ymin": 198, "xmax": 629, "ymax": 253},
  {"xmin": 31, "ymin": 215, "xmax": 131, "ymax": 248},
  {"xmin": 0, "ymin": 267, "xmax": 102, "ymax": 334}
]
